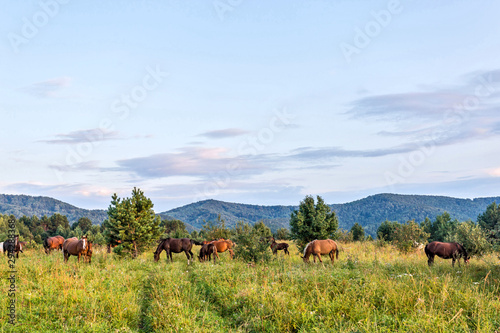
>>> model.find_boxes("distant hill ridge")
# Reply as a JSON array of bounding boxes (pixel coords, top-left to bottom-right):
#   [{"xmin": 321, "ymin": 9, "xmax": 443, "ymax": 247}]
[
  {"xmin": 0, "ymin": 194, "xmax": 107, "ymax": 224},
  {"xmin": 1, "ymin": 193, "xmax": 499, "ymax": 236}
]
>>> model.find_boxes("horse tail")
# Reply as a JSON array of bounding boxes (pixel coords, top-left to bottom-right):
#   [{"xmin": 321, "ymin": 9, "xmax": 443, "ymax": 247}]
[
  {"xmin": 43, "ymin": 238, "xmax": 49, "ymax": 249},
  {"xmin": 336, "ymin": 247, "xmax": 339, "ymax": 259}
]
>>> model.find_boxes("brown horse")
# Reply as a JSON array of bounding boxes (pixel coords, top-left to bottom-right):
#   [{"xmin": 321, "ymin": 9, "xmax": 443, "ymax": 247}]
[
  {"xmin": 210, "ymin": 239, "xmax": 235, "ymax": 260},
  {"xmin": 425, "ymin": 241, "xmax": 469, "ymax": 267},
  {"xmin": 107, "ymin": 239, "xmax": 122, "ymax": 253},
  {"xmin": 43, "ymin": 235, "xmax": 65, "ymax": 254},
  {"xmin": 63, "ymin": 236, "xmax": 90, "ymax": 263},
  {"xmin": 154, "ymin": 238, "xmax": 200, "ymax": 264},
  {"xmin": 270, "ymin": 237, "xmax": 290, "ymax": 255},
  {"xmin": 198, "ymin": 243, "xmax": 218, "ymax": 263},
  {"xmin": 3, "ymin": 235, "xmax": 23, "ymax": 258},
  {"xmin": 302, "ymin": 239, "xmax": 339, "ymax": 264}
]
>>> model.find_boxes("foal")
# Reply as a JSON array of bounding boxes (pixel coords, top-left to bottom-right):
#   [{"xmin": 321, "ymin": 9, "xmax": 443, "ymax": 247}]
[{"xmin": 270, "ymin": 237, "xmax": 290, "ymax": 255}]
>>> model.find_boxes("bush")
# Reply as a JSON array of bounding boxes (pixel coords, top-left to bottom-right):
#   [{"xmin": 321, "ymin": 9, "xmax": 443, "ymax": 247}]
[
  {"xmin": 232, "ymin": 221, "xmax": 273, "ymax": 263},
  {"xmin": 450, "ymin": 221, "xmax": 491, "ymax": 257},
  {"xmin": 392, "ymin": 220, "xmax": 429, "ymax": 253}
]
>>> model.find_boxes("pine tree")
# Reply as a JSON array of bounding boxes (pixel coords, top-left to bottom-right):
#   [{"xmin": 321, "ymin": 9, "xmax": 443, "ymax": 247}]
[
  {"xmin": 102, "ymin": 188, "xmax": 161, "ymax": 258},
  {"xmin": 289, "ymin": 195, "xmax": 339, "ymax": 250}
]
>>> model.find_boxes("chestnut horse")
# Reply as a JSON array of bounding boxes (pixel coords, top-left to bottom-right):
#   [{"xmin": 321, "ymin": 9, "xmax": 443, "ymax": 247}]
[
  {"xmin": 43, "ymin": 235, "xmax": 65, "ymax": 254},
  {"xmin": 63, "ymin": 236, "xmax": 90, "ymax": 263},
  {"xmin": 270, "ymin": 237, "xmax": 290, "ymax": 255},
  {"xmin": 198, "ymin": 243, "xmax": 218, "ymax": 263},
  {"xmin": 154, "ymin": 238, "xmax": 201, "ymax": 264},
  {"xmin": 425, "ymin": 241, "xmax": 469, "ymax": 267},
  {"xmin": 210, "ymin": 239, "xmax": 235, "ymax": 260},
  {"xmin": 3, "ymin": 235, "xmax": 23, "ymax": 258},
  {"xmin": 302, "ymin": 239, "xmax": 339, "ymax": 264}
]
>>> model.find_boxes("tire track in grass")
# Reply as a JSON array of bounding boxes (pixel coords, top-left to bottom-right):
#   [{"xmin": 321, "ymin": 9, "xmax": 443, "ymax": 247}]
[{"xmin": 138, "ymin": 267, "xmax": 156, "ymax": 333}]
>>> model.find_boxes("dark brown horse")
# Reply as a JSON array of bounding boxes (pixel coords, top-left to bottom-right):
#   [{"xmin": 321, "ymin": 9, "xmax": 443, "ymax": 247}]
[
  {"xmin": 425, "ymin": 241, "xmax": 469, "ymax": 267},
  {"xmin": 270, "ymin": 237, "xmax": 290, "ymax": 255},
  {"xmin": 63, "ymin": 236, "xmax": 90, "ymax": 263},
  {"xmin": 302, "ymin": 239, "xmax": 339, "ymax": 264},
  {"xmin": 198, "ymin": 243, "xmax": 218, "ymax": 263},
  {"xmin": 154, "ymin": 238, "xmax": 200, "ymax": 264},
  {"xmin": 43, "ymin": 235, "xmax": 65, "ymax": 254},
  {"xmin": 3, "ymin": 235, "xmax": 23, "ymax": 258}
]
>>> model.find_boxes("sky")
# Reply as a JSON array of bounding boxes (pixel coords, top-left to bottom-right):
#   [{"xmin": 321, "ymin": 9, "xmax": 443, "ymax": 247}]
[{"xmin": 1, "ymin": 0, "xmax": 500, "ymax": 213}]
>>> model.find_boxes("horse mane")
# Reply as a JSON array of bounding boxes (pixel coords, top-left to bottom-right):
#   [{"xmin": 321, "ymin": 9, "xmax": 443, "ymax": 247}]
[
  {"xmin": 458, "ymin": 243, "xmax": 468, "ymax": 257},
  {"xmin": 303, "ymin": 240, "xmax": 315, "ymax": 257},
  {"xmin": 156, "ymin": 238, "xmax": 168, "ymax": 251}
]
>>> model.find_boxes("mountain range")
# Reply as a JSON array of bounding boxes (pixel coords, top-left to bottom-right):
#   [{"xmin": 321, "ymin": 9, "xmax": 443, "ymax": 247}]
[{"xmin": 1, "ymin": 193, "xmax": 499, "ymax": 236}]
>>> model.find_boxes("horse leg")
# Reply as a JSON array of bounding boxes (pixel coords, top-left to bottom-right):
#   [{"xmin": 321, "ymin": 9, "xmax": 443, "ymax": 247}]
[
  {"xmin": 229, "ymin": 249, "xmax": 234, "ymax": 259},
  {"xmin": 185, "ymin": 250, "xmax": 191, "ymax": 264}
]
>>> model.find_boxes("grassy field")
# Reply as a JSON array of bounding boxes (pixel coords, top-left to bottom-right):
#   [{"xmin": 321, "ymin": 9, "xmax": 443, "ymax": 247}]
[{"xmin": 1, "ymin": 242, "xmax": 500, "ymax": 332}]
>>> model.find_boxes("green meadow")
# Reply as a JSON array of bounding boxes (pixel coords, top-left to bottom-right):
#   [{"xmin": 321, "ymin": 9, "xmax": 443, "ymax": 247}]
[{"xmin": 1, "ymin": 242, "xmax": 499, "ymax": 332}]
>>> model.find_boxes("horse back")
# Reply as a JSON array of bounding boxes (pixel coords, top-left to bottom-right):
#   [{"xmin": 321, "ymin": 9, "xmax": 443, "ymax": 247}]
[
  {"xmin": 313, "ymin": 239, "xmax": 337, "ymax": 254},
  {"xmin": 63, "ymin": 237, "xmax": 79, "ymax": 252},
  {"xmin": 426, "ymin": 241, "xmax": 459, "ymax": 259}
]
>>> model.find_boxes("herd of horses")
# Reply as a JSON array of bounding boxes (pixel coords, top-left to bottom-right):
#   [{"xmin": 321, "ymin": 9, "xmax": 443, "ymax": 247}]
[{"xmin": 3, "ymin": 234, "xmax": 470, "ymax": 267}]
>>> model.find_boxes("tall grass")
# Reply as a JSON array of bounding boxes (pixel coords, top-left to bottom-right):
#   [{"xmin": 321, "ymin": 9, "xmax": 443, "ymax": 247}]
[{"xmin": 1, "ymin": 242, "xmax": 499, "ymax": 332}]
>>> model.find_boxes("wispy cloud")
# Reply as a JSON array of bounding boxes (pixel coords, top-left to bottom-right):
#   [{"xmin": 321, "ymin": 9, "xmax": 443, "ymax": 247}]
[
  {"xmin": 198, "ymin": 128, "xmax": 249, "ymax": 139},
  {"xmin": 348, "ymin": 69, "xmax": 500, "ymax": 121},
  {"xmin": 347, "ymin": 69, "xmax": 500, "ymax": 147},
  {"xmin": 20, "ymin": 77, "xmax": 71, "ymax": 98},
  {"xmin": 41, "ymin": 129, "xmax": 120, "ymax": 145},
  {"xmin": 49, "ymin": 161, "xmax": 101, "ymax": 173},
  {"xmin": 116, "ymin": 147, "xmax": 264, "ymax": 179}
]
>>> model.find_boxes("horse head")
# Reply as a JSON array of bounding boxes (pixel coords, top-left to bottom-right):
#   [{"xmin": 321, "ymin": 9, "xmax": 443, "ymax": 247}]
[{"xmin": 460, "ymin": 244, "xmax": 470, "ymax": 264}]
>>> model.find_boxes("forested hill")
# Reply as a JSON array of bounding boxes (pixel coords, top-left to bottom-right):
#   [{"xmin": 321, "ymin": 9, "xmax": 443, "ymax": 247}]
[
  {"xmin": 331, "ymin": 193, "xmax": 500, "ymax": 236},
  {"xmin": 0, "ymin": 194, "xmax": 107, "ymax": 224},
  {"xmin": 2, "ymin": 193, "xmax": 499, "ymax": 236},
  {"xmin": 161, "ymin": 194, "xmax": 500, "ymax": 236},
  {"xmin": 159, "ymin": 199, "xmax": 295, "ymax": 232}
]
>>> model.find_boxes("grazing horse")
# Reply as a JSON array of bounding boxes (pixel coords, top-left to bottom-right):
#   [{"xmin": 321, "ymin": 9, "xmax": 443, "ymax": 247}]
[
  {"xmin": 154, "ymin": 238, "xmax": 199, "ymax": 264},
  {"xmin": 270, "ymin": 237, "xmax": 290, "ymax": 255},
  {"xmin": 63, "ymin": 236, "xmax": 90, "ymax": 263},
  {"xmin": 198, "ymin": 243, "xmax": 218, "ymax": 263},
  {"xmin": 3, "ymin": 235, "xmax": 23, "ymax": 258},
  {"xmin": 302, "ymin": 239, "xmax": 339, "ymax": 264},
  {"xmin": 425, "ymin": 241, "xmax": 469, "ymax": 267},
  {"xmin": 210, "ymin": 239, "xmax": 235, "ymax": 260},
  {"xmin": 43, "ymin": 235, "xmax": 65, "ymax": 254}
]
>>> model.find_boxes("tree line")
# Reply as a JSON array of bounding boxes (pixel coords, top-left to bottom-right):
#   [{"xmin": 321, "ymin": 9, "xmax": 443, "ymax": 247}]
[{"xmin": 1, "ymin": 189, "xmax": 499, "ymax": 261}]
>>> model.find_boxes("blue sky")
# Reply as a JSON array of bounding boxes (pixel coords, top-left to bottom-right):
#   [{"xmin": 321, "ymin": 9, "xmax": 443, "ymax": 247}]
[{"xmin": 2, "ymin": 0, "xmax": 500, "ymax": 212}]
